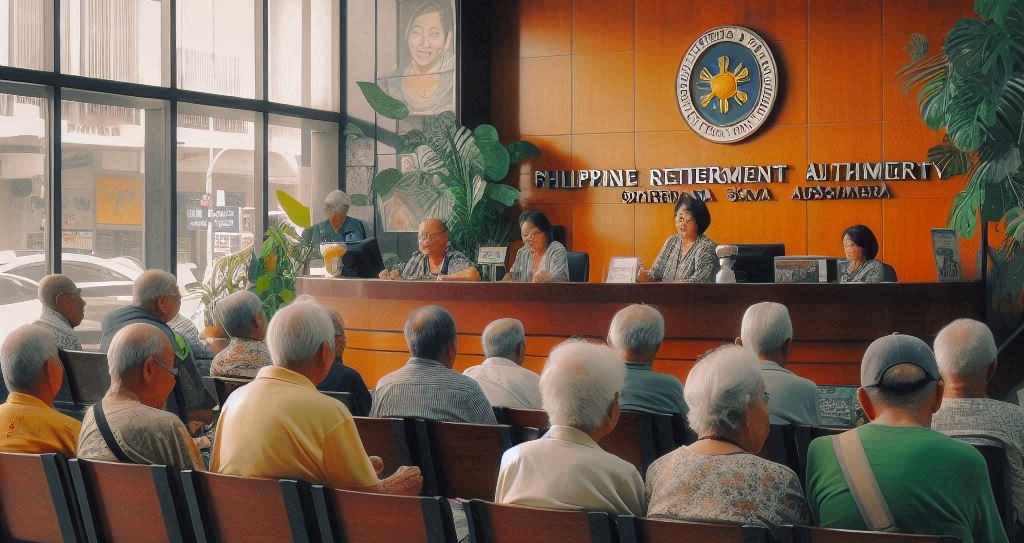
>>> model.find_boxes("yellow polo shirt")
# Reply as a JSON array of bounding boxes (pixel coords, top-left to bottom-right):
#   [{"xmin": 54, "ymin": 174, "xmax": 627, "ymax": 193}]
[
  {"xmin": 0, "ymin": 392, "xmax": 81, "ymax": 457},
  {"xmin": 210, "ymin": 365, "xmax": 379, "ymax": 489}
]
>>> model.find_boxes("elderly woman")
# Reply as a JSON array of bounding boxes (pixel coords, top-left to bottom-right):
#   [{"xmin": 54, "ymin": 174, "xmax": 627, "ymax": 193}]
[
  {"xmin": 379, "ymin": 218, "xmax": 479, "ymax": 281},
  {"xmin": 642, "ymin": 194, "xmax": 718, "ymax": 283},
  {"xmin": 301, "ymin": 190, "xmax": 369, "ymax": 246},
  {"xmin": 504, "ymin": 211, "xmax": 569, "ymax": 283},
  {"xmin": 209, "ymin": 291, "xmax": 271, "ymax": 378},
  {"xmin": 840, "ymin": 224, "xmax": 883, "ymax": 283},
  {"xmin": 645, "ymin": 345, "xmax": 809, "ymax": 533}
]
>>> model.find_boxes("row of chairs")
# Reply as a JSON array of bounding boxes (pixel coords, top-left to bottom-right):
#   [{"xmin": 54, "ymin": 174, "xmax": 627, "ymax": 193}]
[{"xmin": 0, "ymin": 451, "xmax": 960, "ymax": 543}]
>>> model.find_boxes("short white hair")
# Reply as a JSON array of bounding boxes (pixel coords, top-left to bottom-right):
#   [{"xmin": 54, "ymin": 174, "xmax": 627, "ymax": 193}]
[
  {"xmin": 108, "ymin": 323, "xmax": 170, "ymax": 378},
  {"xmin": 608, "ymin": 304, "xmax": 664, "ymax": 356},
  {"xmin": 934, "ymin": 318, "xmax": 997, "ymax": 379},
  {"xmin": 38, "ymin": 274, "xmax": 79, "ymax": 308},
  {"xmin": 216, "ymin": 290, "xmax": 265, "ymax": 339},
  {"xmin": 324, "ymin": 190, "xmax": 352, "ymax": 214},
  {"xmin": 540, "ymin": 341, "xmax": 626, "ymax": 433},
  {"xmin": 1, "ymin": 325, "xmax": 59, "ymax": 393},
  {"xmin": 266, "ymin": 301, "xmax": 334, "ymax": 367},
  {"xmin": 482, "ymin": 318, "xmax": 524, "ymax": 359},
  {"xmin": 685, "ymin": 345, "xmax": 764, "ymax": 436},
  {"xmin": 740, "ymin": 301, "xmax": 793, "ymax": 355},
  {"xmin": 133, "ymin": 269, "xmax": 180, "ymax": 307}
]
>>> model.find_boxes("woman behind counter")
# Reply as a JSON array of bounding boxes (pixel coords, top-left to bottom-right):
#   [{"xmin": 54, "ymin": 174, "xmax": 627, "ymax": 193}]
[
  {"xmin": 504, "ymin": 211, "xmax": 568, "ymax": 283},
  {"xmin": 840, "ymin": 224, "xmax": 883, "ymax": 283},
  {"xmin": 642, "ymin": 194, "xmax": 718, "ymax": 283}
]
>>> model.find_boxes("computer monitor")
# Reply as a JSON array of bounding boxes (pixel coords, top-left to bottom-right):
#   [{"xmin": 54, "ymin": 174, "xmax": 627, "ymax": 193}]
[
  {"xmin": 732, "ymin": 243, "xmax": 786, "ymax": 283},
  {"xmin": 341, "ymin": 237, "xmax": 386, "ymax": 278}
]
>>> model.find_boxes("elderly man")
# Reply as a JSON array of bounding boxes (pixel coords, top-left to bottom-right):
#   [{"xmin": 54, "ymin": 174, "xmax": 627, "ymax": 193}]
[
  {"xmin": 463, "ymin": 318, "xmax": 541, "ymax": 409},
  {"xmin": 494, "ymin": 341, "xmax": 644, "ymax": 515},
  {"xmin": 380, "ymin": 218, "xmax": 479, "ymax": 281},
  {"xmin": 78, "ymin": 323, "xmax": 203, "ymax": 469},
  {"xmin": 301, "ymin": 189, "xmax": 368, "ymax": 246},
  {"xmin": 607, "ymin": 304, "xmax": 686, "ymax": 415},
  {"xmin": 317, "ymin": 307, "xmax": 372, "ymax": 416},
  {"xmin": 736, "ymin": 302, "xmax": 820, "ymax": 425},
  {"xmin": 100, "ymin": 270, "xmax": 215, "ymax": 428},
  {"xmin": 210, "ymin": 290, "xmax": 271, "ymax": 378},
  {"xmin": 806, "ymin": 334, "xmax": 1006, "ymax": 541},
  {"xmin": 0, "ymin": 325, "xmax": 81, "ymax": 456},
  {"xmin": 211, "ymin": 301, "xmax": 422, "ymax": 495},
  {"xmin": 34, "ymin": 274, "xmax": 86, "ymax": 350},
  {"xmin": 371, "ymin": 305, "xmax": 496, "ymax": 424},
  {"xmin": 932, "ymin": 318, "xmax": 1024, "ymax": 522}
]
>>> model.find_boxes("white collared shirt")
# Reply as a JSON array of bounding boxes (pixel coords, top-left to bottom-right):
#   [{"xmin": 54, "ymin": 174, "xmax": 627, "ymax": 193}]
[{"xmin": 463, "ymin": 357, "xmax": 542, "ymax": 409}]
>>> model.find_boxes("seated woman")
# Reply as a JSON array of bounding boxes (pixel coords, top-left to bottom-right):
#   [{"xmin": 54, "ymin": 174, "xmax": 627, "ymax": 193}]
[
  {"xmin": 840, "ymin": 224, "xmax": 883, "ymax": 283},
  {"xmin": 503, "ymin": 211, "xmax": 569, "ymax": 283},
  {"xmin": 209, "ymin": 291, "xmax": 271, "ymax": 379},
  {"xmin": 645, "ymin": 345, "xmax": 809, "ymax": 534},
  {"xmin": 642, "ymin": 194, "xmax": 718, "ymax": 283},
  {"xmin": 379, "ymin": 218, "xmax": 479, "ymax": 281}
]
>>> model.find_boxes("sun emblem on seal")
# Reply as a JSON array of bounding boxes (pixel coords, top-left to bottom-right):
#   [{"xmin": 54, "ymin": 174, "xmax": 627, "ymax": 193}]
[{"xmin": 698, "ymin": 56, "xmax": 750, "ymax": 114}]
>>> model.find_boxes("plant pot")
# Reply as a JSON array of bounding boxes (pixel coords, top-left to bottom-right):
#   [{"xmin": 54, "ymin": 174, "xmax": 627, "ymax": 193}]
[{"xmin": 203, "ymin": 324, "xmax": 227, "ymax": 339}]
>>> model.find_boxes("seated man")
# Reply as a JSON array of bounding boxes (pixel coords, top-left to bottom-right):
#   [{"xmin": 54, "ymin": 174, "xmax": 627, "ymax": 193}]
[
  {"xmin": 607, "ymin": 304, "xmax": 686, "ymax": 415},
  {"xmin": 932, "ymin": 318, "xmax": 1024, "ymax": 523},
  {"xmin": 210, "ymin": 290, "xmax": 271, "ymax": 378},
  {"xmin": 316, "ymin": 307, "xmax": 372, "ymax": 417},
  {"xmin": 211, "ymin": 301, "xmax": 421, "ymax": 495},
  {"xmin": 494, "ymin": 341, "xmax": 644, "ymax": 516},
  {"xmin": 34, "ymin": 274, "xmax": 86, "ymax": 350},
  {"xmin": 371, "ymin": 305, "xmax": 496, "ymax": 424},
  {"xmin": 737, "ymin": 302, "xmax": 820, "ymax": 425},
  {"xmin": 78, "ymin": 323, "xmax": 203, "ymax": 469},
  {"xmin": 100, "ymin": 270, "xmax": 216, "ymax": 429},
  {"xmin": 0, "ymin": 325, "xmax": 81, "ymax": 456},
  {"xmin": 806, "ymin": 334, "xmax": 1006, "ymax": 542},
  {"xmin": 379, "ymin": 218, "xmax": 479, "ymax": 281},
  {"xmin": 464, "ymin": 318, "xmax": 542, "ymax": 409}
]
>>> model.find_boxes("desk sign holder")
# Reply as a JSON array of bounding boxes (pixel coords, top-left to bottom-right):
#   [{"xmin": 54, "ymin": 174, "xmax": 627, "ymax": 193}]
[
  {"xmin": 477, "ymin": 246, "xmax": 508, "ymax": 282},
  {"xmin": 606, "ymin": 257, "xmax": 640, "ymax": 283},
  {"xmin": 931, "ymin": 228, "xmax": 962, "ymax": 281}
]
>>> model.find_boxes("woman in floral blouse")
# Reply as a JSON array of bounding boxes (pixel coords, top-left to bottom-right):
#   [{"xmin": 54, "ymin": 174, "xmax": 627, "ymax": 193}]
[{"xmin": 642, "ymin": 194, "xmax": 718, "ymax": 283}]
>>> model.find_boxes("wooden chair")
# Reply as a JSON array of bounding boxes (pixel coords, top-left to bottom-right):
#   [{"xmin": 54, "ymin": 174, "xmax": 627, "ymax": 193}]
[
  {"xmin": 210, "ymin": 376, "xmax": 252, "ymax": 407},
  {"xmin": 353, "ymin": 416, "xmax": 415, "ymax": 483},
  {"xmin": 412, "ymin": 420, "xmax": 514, "ymax": 499},
  {"xmin": 598, "ymin": 411, "xmax": 662, "ymax": 474},
  {"xmin": 757, "ymin": 424, "xmax": 796, "ymax": 468},
  {"xmin": 502, "ymin": 407, "xmax": 549, "ymax": 443},
  {"xmin": 321, "ymin": 390, "xmax": 355, "ymax": 412},
  {"xmin": 790, "ymin": 525, "xmax": 960, "ymax": 543},
  {"xmin": 0, "ymin": 452, "xmax": 85, "ymax": 543},
  {"xmin": 465, "ymin": 499, "xmax": 614, "ymax": 543},
  {"xmin": 68, "ymin": 458, "xmax": 193, "ymax": 543},
  {"xmin": 311, "ymin": 485, "xmax": 457, "ymax": 543},
  {"xmin": 616, "ymin": 515, "xmax": 767, "ymax": 543},
  {"xmin": 180, "ymin": 470, "xmax": 317, "ymax": 543}
]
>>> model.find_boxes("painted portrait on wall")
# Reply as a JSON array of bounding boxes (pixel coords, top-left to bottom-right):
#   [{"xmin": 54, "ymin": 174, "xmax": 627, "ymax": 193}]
[{"xmin": 380, "ymin": 0, "xmax": 457, "ymax": 117}]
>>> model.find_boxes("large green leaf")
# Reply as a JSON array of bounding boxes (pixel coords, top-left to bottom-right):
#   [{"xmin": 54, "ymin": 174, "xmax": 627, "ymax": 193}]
[
  {"xmin": 357, "ymin": 81, "xmax": 409, "ymax": 120},
  {"xmin": 483, "ymin": 182, "xmax": 520, "ymax": 207},
  {"xmin": 976, "ymin": 0, "xmax": 1011, "ymax": 26},
  {"xmin": 944, "ymin": 18, "xmax": 990, "ymax": 72},
  {"xmin": 904, "ymin": 33, "xmax": 930, "ymax": 61},
  {"xmin": 343, "ymin": 122, "xmax": 366, "ymax": 138},
  {"xmin": 371, "ymin": 168, "xmax": 403, "ymax": 198},
  {"xmin": 1005, "ymin": 206, "xmax": 1024, "ymax": 244},
  {"xmin": 949, "ymin": 162, "xmax": 990, "ymax": 237},
  {"xmin": 276, "ymin": 190, "xmax": 311, "ymax": 228},
  {"xmin": 474, "ymin": 124, "xmax": 511, "ymax": 181},
  {"xmin": 350, "ymin": 194, "xmax": 370, "ymax": 206},
  {"xmin": 928, "ymin": 138, "xmax": 974, "ymax": 178},
  {"xmin": 507, "ymin": 140, "xmax": 542, "ymax": 164}
]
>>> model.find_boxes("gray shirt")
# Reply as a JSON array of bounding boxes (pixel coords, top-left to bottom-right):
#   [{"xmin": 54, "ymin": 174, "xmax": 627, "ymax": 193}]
[
  {"xmin": 761, "ymin": 360, "xmax": 821, "ymax": 426},
  {"xmin": 619, "ymin": 363, "xmax": 686, "ymax": 415},
  {"xmin": 371, "ymin": 357, "xmax": 498, "ymax": 424}
]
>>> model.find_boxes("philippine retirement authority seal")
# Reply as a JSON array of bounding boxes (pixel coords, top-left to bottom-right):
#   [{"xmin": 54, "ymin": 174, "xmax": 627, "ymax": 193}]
[{"xmin": 677, "ymin": 26, "xmax": 778, "ymax": 143}]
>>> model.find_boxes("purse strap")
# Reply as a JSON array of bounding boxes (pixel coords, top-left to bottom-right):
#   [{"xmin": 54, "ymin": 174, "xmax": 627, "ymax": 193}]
[
  {"xmin": 92, "ymin": 402, "xmax": 135, "ymax": 463},
  {"xmin": 832, "ymin": 430, "xmax": 899, "ymax": 532}
]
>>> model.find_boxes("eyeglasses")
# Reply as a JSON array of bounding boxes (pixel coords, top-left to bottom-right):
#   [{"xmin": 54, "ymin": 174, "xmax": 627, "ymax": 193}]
[
  {"xmin": 152, "ymin": 357, "xmax": 179, "ymax": 377},
  {"xmin": 521, "ymin": 228, "xmax": 543, "ymax": 239},
  {"xmin": 763, "ymin": 391, "xmax": 771, "ymax": 403},
  {"xmin": 418, "ymin": 231, "xmax": 446, "ymax": 241},
  {"xmin": 675, "ymin": 211, "xmax": 695, "ymax": 223}
]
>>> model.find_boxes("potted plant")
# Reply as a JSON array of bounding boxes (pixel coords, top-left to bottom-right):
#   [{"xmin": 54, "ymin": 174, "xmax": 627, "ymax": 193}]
[
  {"xmin": 250, "ymin": 191, "xmax": 316, "ymax": 319},
  {"xmin": 185, "ymin": 246, "xmax": 253, "ymax": 339}
]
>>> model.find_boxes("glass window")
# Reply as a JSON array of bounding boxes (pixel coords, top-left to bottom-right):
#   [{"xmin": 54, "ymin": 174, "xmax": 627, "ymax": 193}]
[
  {"xmin": 1, "ymin": 0, "xmax": 53, "ymax": 71},
  {"xmin": 176, "ymin": 0, "xmax": 256, "ymax": 99},
  {"xmin": 60, "ymin": 0, "xmax": 164, "ymax": 85},
  {"xmin": 268, "ymin": 115, "xmax": 347, "ymax": 232},
  {"xmin": 268, "ymin": 0, "xmax": 340, "ymax": 111}
]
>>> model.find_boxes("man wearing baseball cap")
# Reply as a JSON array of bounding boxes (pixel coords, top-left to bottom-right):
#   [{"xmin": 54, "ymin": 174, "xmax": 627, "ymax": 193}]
[{"xmin": 805, "ymin": 333, "xmax": 1007, "ymax": 542}]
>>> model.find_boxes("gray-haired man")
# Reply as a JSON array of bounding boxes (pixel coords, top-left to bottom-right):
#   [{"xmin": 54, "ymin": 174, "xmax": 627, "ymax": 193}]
[{"xmin": 464, "ymin": 318, "xmax": 541, "ymax": 409}]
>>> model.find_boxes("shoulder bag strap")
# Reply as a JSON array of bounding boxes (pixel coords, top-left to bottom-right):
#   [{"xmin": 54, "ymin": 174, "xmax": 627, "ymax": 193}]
[
  {"xmin": 91, "ymin": 402, "xmax": 135, "ymax": 463},
  {"xmin": 832, "ymin": 429, "xmax": 899, "ymax": 532}
]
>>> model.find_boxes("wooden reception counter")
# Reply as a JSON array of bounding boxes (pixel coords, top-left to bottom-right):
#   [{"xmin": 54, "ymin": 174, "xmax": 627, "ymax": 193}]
[{"xmin": 296, "ymin": 278, "xmax": 983, "ymax": 388}]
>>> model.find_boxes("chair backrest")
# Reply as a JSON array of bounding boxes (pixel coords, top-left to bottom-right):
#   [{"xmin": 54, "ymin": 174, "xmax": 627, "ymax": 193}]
[
  {"xmin": 757, "ymin": 424, "xmax": 793, "ymax": 467},
  {"xmin": 211, "ymin": 376, "xmax": 252, "ymax": 407},
  {"xmin": 882, "ymin": 263, "xmax": 898, "ymax": 282},
  {"xmin": 321, "ymin": 390, "xmax": 355, "ymax": 412},
  {"xmin": 793, "ymin": 425, "xmax": 846, "ymax": 487},
  {"xmin": 616, "ymin": 515, "xmax": 767, "ymax": 543},
  {"xmin": 311, "ymin": 486, "xmax": 456, "ymax": 543},
  {"xmin": 181, "ymin": 470, "xmax": 316, "ymax": 543},
  {"xmin": 58, "ymin": 349, "xmax": 111, "ymax": 405},
  {"xmin": 0, "ymin": 452, "xmax": 84, "ymax": 543},
  {"xmin": 353, "ymin": 416, "xmax": 415, "ymax": 482},
  {"xmin": 952, "ymin": 435, "xmax": 1014, "ymax": 537},
  {"xmin": 504, "ymin": 408, "xmax": 550, "ymax": 431},
  {"xmin": 566, "ymin": 252, "xmax": 590, "ymax": 282},
  {"xmin": 412, "ymin": 420, "xmax": 514, "ymax": 500},
  {"xmin": 598, "ymin": 411, "xmax": 661, "ymax": 474},
  {"xmin": 792, "ymin": 525, "xmax": 960, "ymax": 543},
  {"xmin": 466, "ymin": 499, "xmax": 614, "ymax": 543},
  {"xmin": 69, "ymin": 458, "xmax": 192, "ymax": 543}
]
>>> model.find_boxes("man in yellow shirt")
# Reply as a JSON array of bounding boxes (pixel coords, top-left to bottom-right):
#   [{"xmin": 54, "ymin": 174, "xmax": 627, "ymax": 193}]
[
  {"xmin": 0, "ymin": 324, "xmax": 81, "ymax": 457},
  {"xmin": 211, "ymin": 301, "xmax": 422, "ymax": 495}
]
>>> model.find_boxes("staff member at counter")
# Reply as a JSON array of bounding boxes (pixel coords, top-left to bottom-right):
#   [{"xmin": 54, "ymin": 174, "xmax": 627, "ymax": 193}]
[
  {"xmin": 301, "ymin": 190, "xmax": 369, "ymax": 246},
  {"xmin": 641, "ymin": 194, "xmax": 718, "ymax": 283},
  {"xmin": 380, "ymin": 218, "xmax": 479, "ymax": 281},
  {"xmin": 840, "ymin": 224, "xmax": 883, "ymax": 283},
  {"xmin": 504, "ymin": 211, "xmax": 568, "ymax": 283}
]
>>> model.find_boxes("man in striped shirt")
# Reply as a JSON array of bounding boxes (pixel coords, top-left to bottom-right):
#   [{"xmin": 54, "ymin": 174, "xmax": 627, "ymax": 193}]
[{"xmin": 371, "ymin": 305, "xmax": 496, "ymax": 424}]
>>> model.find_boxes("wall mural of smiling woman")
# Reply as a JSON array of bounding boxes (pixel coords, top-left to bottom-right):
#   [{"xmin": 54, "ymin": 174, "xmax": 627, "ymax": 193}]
[{"xmin": 381, "ymin": 0, "xmax": 456, "ymax": 117}]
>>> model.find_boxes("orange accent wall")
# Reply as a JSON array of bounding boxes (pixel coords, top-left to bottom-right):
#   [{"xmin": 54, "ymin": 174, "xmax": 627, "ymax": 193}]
[{"xmin": 492, "ymin": 0, "xmax": 983, "ymax": 282}]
